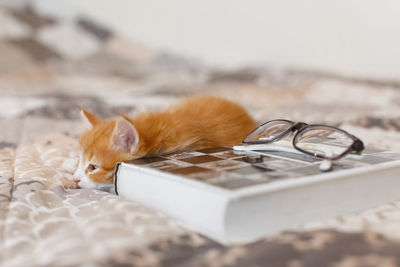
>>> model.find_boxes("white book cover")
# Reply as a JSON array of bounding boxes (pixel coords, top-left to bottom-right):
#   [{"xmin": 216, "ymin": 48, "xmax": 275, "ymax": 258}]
[{"xmin": 113, "ymin": 145, "xmax": 400, "ymax": 244}]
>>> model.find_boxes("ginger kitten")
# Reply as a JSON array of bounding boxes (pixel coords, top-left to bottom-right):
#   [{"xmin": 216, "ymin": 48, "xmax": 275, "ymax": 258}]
[{"xmin": 74, "ymin": 95, "xmax": 256, "ymax": 190}]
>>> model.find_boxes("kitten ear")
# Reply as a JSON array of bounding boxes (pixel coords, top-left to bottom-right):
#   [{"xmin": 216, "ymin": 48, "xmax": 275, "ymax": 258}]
[
  {"xmin": 81, "ymin": 109, "xmax": 102, "ymax": 127},
  {"xmin": 111, "ymin": 117, "xmax": 139, "ymax": 154}
]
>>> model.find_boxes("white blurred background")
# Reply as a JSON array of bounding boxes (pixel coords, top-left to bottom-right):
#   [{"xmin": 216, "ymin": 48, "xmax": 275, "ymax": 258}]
[{"xmin": 69, "ymin": 0, "xmax": 400, "ymax": 81}]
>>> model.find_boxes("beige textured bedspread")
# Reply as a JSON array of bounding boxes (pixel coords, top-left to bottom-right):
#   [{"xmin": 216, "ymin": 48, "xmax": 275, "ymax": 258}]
[{"xmin": 2, "ymin": 1, "xmax": 400, "ymax": 266}]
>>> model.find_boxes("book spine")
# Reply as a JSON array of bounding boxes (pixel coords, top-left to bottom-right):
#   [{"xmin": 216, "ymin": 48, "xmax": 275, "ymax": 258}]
[{"xmin": 113, "ymin": 162, "xmax": 122, "ymax": 195}]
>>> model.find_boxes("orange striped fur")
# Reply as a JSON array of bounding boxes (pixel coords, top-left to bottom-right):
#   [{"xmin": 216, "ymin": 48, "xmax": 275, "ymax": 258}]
[{"xmin": 74, "ymin": 95, "xmax": 256, "ymax": 188}]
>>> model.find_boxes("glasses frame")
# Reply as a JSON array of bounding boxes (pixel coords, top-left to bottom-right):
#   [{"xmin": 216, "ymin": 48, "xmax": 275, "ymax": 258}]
[{"xmin": 243, "ymin": 119, "xmax": 364, "ymax": 161}]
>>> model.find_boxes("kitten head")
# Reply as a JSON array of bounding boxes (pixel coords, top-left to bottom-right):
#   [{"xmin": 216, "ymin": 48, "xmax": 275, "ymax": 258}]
[{"xmin": 74, "ymin": 109, "xmax": 141, "ymax": 190}]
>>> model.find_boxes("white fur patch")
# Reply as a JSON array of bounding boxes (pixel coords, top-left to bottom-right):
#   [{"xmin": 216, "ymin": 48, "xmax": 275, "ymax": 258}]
[
  {"xmin": 73, "ymin": 154, "xmax": 113, "ymax": 192},
  {"xmin": 77, "ymin": 174, "xmax": 112, "ymax": 191}
]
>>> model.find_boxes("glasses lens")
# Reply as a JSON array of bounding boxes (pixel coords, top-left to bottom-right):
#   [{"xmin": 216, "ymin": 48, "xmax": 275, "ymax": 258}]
[
  {"xmin": 294, "ymin": 127, "xmax": 354, "ymax": 159},
  {"xmin": 243, "ymin": 120, "xmax": 293, "ymax": 143}
]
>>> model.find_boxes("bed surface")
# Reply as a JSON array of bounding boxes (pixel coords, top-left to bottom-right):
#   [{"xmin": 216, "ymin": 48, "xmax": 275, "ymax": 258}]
[{"xmin": 1, "ymin": 1, "xmax": 400, "ymax": 266}]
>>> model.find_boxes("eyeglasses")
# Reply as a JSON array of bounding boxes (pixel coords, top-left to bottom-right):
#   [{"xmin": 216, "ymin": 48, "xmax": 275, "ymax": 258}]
[{"xmin": 238, "ymin": 119, "xmax": 364, "ymax": 161}]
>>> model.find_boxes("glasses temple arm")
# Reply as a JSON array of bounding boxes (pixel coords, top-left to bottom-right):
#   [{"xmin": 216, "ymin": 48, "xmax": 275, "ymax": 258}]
[{"xmin": 234, "ymin": 142, "xmax": 304, "ymax": 155}]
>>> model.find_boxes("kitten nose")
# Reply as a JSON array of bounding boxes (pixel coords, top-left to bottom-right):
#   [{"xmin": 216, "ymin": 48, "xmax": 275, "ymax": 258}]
[{"xmin": 73, "ymin": 178, "xmax": 80, "ymax": 184}]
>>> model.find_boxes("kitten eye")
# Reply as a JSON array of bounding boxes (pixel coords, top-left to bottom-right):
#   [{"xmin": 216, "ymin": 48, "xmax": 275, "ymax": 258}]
[{"xmin": 87, "ymin": 164, "xmax": 98, "ymax": 172}]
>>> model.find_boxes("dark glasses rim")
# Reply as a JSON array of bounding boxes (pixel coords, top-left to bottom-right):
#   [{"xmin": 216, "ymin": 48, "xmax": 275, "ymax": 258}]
[
  {"xmin": 242, "ymin": 120, "xmax": 365, "ymax": 160},
  {"xmin": 292, "ymin": 125, "xmax": 364, "ymax": 160}
]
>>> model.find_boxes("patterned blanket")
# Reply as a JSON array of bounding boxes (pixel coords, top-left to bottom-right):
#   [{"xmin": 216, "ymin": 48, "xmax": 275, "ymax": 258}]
[{"xmin": 1, "ymin": 1, "xmax": 400, "ymax": 266}]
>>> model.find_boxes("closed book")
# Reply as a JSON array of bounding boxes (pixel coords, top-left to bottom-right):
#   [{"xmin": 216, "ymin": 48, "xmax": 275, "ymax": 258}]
[{"xmin": 113, "ymin": 146, "xmax": 400, "ymax": 244}]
